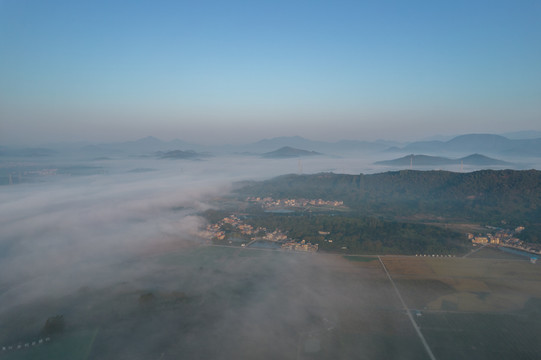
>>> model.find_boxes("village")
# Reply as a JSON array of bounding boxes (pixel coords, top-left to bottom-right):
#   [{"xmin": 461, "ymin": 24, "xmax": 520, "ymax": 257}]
[
  {"xmin": 202, "ymin": 196, "xmax": 541, "ymax": 258},
  {"xmin": 246, "ymin": 196, "xmax": 345, "ymax": 210},
  {"xmin": 202, "ymin": 214, "xmax": 319, "ymax": 253},
  {"xmin": 468, "ymin": 226, "xmax": 541, "ymax": 256}
]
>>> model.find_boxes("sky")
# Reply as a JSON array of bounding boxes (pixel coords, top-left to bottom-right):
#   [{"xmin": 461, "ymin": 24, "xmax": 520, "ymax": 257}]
[{"xmin": 1, "ymin": 0, "xmax": 540, "ymax": 145}]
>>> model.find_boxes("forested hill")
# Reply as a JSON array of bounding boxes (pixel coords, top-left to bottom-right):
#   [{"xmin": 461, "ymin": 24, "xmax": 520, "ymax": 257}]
[{"xmin": 236, "ymin": 170, "xmax": 541, "ymax": 225}]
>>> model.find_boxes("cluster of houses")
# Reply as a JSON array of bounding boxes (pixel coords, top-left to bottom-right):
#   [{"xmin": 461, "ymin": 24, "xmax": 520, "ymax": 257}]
[
  {"xmin": 246, "ymin": 196, "xmax": 344, "ymax": 209},
  {"xmin": 203, "ymin": 214, "xmax": 318, "ymax": 252},
  {"xmin": 468, "ymin": 226, "xmax": 541, "ymax": 255},
  {"xmin": 263, "ymin": 230, "xmax": 288, "ymax": 242},
  {"xmin": 203, "ymin": 215, "xmax": 258, "ymax": 241},
  {"xmin": 281, "ymin": 239, "xmax": 318, "ymax": 252}
]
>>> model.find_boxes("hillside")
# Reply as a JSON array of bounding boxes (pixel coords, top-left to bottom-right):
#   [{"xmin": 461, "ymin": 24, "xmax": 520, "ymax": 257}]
[
  {"xmin": 158, "ymin": 150, "xmax": 209, "ymax": 159},
  {"xmin": 376, "ymin": 154, "xmax": 510, "ymax": 167},
  {"xmin": 261, "ymin": 146, "xmax": 322, "ymax": 158},
  {"xmin": 236, "ymin": 170, "xmax": 541, "ymax": 225},
  {"xmin": 460, "ymin": 153, "xmax": 509, "ymax": 165},
  {"xmin": 397, "ymin": 134, "xmax": 541, "ymax": 156},
  {"xmin": 376, "ymin": 154, "xmax": 454, "ymax": 166}
]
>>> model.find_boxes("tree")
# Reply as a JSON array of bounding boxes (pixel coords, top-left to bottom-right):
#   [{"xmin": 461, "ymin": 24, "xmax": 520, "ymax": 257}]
[{"xmin": 41, "ymin": 315, "xmax": 65, "ymax": 335}]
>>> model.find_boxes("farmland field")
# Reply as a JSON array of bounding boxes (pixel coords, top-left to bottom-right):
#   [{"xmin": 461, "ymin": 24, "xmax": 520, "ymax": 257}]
[
  {"xmin": 382, "ymin": 255, "xmax": 541, "ymax": 359},
  {"xmin": 1, "ymin": 246, "xmax": 540, "ymax": 359}
]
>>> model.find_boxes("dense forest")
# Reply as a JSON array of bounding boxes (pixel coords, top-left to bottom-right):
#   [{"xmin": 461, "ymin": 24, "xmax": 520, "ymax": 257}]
[
  {"xmin": 518, "ymin": 224, "xmax": 541, "ymax": 244},
  {"xmin": 202, "ymin": 210, "xmax": 469, "ymax": 255},
  {"xmin": 236, "ymin": 170, "xmax": 541, "ymax": 227}
]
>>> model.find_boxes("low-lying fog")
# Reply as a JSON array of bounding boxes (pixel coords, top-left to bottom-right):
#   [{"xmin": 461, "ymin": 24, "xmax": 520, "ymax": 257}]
[
  {"xmin": 1, "ymin": 152, "xmax": 539, "ymax": 311},
  {"xmin": 0, "ymin": 156, "xmax": 367, "ymax": 289},
  {"xmin": 0, "ymin": 152, "xmax": 539, "ymax": 358}
]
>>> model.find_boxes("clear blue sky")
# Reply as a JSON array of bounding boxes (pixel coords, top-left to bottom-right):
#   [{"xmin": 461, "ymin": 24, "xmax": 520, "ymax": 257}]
[{"xmin": 1, "ymin": 0, "xmax": 540, "ymax": 145}]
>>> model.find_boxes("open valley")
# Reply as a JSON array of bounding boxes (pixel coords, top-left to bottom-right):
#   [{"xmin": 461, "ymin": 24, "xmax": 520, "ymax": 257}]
[{"xmin": 2, "ymin": 244, "xmax": 540, "ymax": 359}]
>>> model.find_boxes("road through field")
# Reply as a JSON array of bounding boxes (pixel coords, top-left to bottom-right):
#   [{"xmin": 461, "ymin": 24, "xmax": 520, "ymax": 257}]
[
  {"xmin": 378, "ymin": 256, "xmax": 437, "ymax": 360},
  {"xmin": 462, "ymin": 243, "xmax": 489, "ymax": 258}
]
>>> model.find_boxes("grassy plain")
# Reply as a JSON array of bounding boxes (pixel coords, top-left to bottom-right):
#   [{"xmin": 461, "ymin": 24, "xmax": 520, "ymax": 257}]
[
  {"xmin": 381, "ymin": 255, "xmax": 541, "ymax": 359},
  {"xmin": 2, "ymin": 246, "xmax": 540, "ymax": 359},
  {"xmin": 0, "ymin": 246, "xmax": 429, "ymax": 360}
]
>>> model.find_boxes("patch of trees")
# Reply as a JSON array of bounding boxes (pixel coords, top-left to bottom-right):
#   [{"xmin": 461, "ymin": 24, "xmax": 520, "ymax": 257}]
[
  {"xmin": 41, "ymin": 315, "xmax": 65, "ymax": 336},
  {"xmin": 518, "ymin": 224, "xmax": 541, "ymax": 244},
  {"xmin": 242, "ymin": 213, "xmax": 468, "ymax": 255}
]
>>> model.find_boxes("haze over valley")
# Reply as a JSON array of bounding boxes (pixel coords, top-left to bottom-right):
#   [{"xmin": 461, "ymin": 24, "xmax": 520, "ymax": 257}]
[
  {"xmin": 2, "ymin": 131, "xmax": 541, "ymax": 359},
  {"xmin": 2, "ymin": 0, "xmax": 541, "ymax": 358}
]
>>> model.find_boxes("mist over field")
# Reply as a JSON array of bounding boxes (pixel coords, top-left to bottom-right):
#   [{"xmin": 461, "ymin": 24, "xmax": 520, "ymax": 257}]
[
  {"xmin": 1, "ymin": 142, "xmax": 541, "ymax": 359},
  {"xmin": 0, "ymin": 154, "xmax": 373, "ymax": 310},
  {"xmin": 0, "ymin": 156, "xmax": 240, "ymax": 310},
  {"xmin": 1, "ymin": 148, "xmax": 539, "ymax": 312},
  {"xmin": 0, "ymin": 153, "xmax": 419, "ymax": 358},
  {"xmin": 2, "ymin": 0, "xmax": 540, "ymax": 356}
]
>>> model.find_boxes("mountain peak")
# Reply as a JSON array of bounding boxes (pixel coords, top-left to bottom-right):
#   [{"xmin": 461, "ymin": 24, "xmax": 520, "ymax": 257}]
[
  {"xmin": 134, "ymin": 136, "xmax": 163, "ymax": 144},
  {"xmin": 261, "ymin": 146, "xmax": 322, "ymax": 158}
]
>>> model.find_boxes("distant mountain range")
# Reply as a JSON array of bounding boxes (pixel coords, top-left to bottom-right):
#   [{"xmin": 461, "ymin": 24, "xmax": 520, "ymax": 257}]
[
  {"xmin": 242, "ymin": 136, "xmax": 395, "ymax": 154},
  {"xmin": 157, "ymin": 149, "xmax": 210, "ymax": 160},
  {"xmin": 375, "ymin": 154, "xmax": 510, "ymax": 167},
  {"xmin": 0, "ymin": 147, "xmax": 58, "ymax": 157},
  {"xmin": 390, "ymin": 134, "xmax": 541, "ymax": 156},
  {"xmin": 261, "ymin": 146, "xmax": 323, "ymax": 159},
  {"xmin": 502, "ymin": 130, "xmax": 541, "ymax": 140},
  {"xmin": 69, "ymin": 136, "xmax": 201, "ymax": 156},
  {"xmin": 3, "ymin": 133, "xmax": 541, "ymax": 158},
  {"xmin": 69, "ymin": 133, "xmax": 541, "ymax": 158},
  {"xmin": 109, "ymin": 136, "xmax": 198, "ymax": 153}
]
